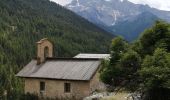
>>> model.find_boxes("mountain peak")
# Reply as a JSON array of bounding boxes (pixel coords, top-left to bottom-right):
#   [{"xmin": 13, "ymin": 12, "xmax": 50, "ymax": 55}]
[
  {"xmin": 67, "ymin": 0, "xmax": 170, "ymax": 25},
  {"xmin": 66, "ymin": 0, "xmax": 170, "ymax": 41}
]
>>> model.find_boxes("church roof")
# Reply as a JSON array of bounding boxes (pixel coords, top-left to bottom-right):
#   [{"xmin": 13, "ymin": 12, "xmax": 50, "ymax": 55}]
[
  {"xmin": 74, "ymin": 53, "xmax": 110, "ymax": 59},
  {"xmin": 16, "ymin": 58, "xmax": 101, "ymax": 81}
]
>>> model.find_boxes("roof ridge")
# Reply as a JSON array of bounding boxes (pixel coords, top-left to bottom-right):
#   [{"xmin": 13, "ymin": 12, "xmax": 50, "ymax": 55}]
[
  {"xmin": 78, "ymin": 53, "xmax": 110, "ymax": 54},
  {"xmin": 46, "ymin": 57, "xmax": 101, "ymax": 60}
]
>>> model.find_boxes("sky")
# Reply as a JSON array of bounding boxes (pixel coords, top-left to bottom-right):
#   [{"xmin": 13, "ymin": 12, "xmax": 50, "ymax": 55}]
[
  {"xmin": 50, "ymin": 0, "xmax": 72, "ymax": 6},
  {"xmin": 50, "ymin": 0, "xmax": 170, "ymax": 11},
  {"xmin": 128, "ymin": 0, "xmax": 170, "ymax": 11}
]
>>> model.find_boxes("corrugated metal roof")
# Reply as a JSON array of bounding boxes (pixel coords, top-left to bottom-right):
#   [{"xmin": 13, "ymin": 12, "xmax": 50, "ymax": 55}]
[
  {"xmin": 16, "ymin": 58, "xmax": 101, "ymax": 81},
  {"xmin": 74, "ymin": 53, "xmax": 110, "ymax": 59}
]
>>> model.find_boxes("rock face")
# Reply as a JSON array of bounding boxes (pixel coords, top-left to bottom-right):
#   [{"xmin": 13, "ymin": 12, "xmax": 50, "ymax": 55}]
[
  {"xmin": 111, "ymin": 12, "xmax": 159, "ymax": 41},
  {"xmin": 66, "ymin": 0, "xmax": 170, "ymax": 41}
]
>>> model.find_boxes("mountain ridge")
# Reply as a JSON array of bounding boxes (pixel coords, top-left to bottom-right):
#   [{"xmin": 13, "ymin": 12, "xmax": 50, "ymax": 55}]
[
  {"xmin": 66, "ymin": 0, "xmax": 170, "ymax": 41},
  {"xmin": 111, "ymin": 11, "xmax": 159, "ymax": 41}
]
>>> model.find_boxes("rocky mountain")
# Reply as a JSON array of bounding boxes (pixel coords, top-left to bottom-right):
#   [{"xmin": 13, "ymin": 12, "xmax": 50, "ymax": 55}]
[
  {"xmin": 66, "ymin": 0, "xmax": 170, "ymax": 41},
  {"xmin": 111, "ymin": 12, "xmax": 159, "ymax": 41}
]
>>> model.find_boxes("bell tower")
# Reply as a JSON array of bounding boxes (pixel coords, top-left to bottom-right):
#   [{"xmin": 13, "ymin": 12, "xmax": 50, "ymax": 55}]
[{"xmin": 36, "ymin": 38, "xmax": 53, "ymax": 64}]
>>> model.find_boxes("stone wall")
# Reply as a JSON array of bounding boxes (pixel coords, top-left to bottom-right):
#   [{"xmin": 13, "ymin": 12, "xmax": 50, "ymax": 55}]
[
  {"xmin": 90, "ymin": 70, "xmax": 106, "ymax": 93},
  {"xmin": 24, "ymin": 78, "xmax": 90, "ymax": 99}
]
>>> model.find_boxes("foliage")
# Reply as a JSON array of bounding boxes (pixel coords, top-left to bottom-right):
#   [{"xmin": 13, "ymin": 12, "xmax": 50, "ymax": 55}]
[
  {"xmin": 100, "ymin": 21, "xmax": 170, "ymax": 99},
  {"xmin": 139, "ymin": 20, "xmax": 170, "ymax": 55},
  {"xmin": 120, "ymin": 50, "xmax": 141, "ymax": 78},
  {"xmin": 99, "ymin": 60, "xmax": 114, "ymax": 85},
  {"xmin": 143, "ymin": 88, "xmax": 170, "ymax": 100},
  {"xmin": 139, "ymin": 48, "xmax": 170, "ymax": 89},
  {"xmin": 138, "ymin": 21, "xmax": 170, "ymax": 99},
  {"xmin": 110, "ymin": 37, "xmax": 128, "ymax": 65},
  {"xmin": 100, "ymin": 37, "xmax": 141, "ymax": 85},
  {"xmin": 100, "ymin": 37, "xmax": 127, "ymax": 85}
]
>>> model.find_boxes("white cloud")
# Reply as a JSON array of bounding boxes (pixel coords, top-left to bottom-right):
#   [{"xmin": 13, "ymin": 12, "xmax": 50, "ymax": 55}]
[
  {"xmin": 51, "ymin": 0, "xmax": 170, "ymax": 11},
  {"xmin": 50, "ymin": 0, "xmax": 72, "ymax": 5}
]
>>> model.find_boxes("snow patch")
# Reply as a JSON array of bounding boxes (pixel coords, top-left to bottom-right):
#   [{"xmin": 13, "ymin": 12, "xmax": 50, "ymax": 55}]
[
  {"xmin": 105, "ymin": 0, "xmax": 111, "ymax": 1},
  {"xmin": 112, "ymin": 12, "xmax": 117, "ymax": 25},
  {"xmin": 76, "ymin": 0, "xmax": 80, "ymax": 6}
]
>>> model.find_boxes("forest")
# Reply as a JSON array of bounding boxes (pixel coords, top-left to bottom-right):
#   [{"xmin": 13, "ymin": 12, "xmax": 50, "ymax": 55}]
[
  {"xmin": 100, "ymin": 21, "xmax": 170, "ymax": 100},
  {"xmin": 0, "ymin": 0, "xmax": 113, "ymax": 99}
]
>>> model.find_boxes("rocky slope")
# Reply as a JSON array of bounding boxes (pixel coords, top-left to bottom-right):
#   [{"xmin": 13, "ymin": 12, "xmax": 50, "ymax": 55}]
[{"xmin": 66, "ymin": 0, "xmax": 170, "ymax": 41}]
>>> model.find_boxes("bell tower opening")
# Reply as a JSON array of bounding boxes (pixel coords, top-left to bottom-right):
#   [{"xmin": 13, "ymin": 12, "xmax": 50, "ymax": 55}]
[{"xmin": 44, "ymin": 46, "xmax": 49, "ymax": 59}]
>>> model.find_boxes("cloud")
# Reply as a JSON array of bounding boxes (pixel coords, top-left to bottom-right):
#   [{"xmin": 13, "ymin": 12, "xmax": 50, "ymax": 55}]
[{"xmin": 50, "ymin": 0, "xmax": 72, "ymax": 5}]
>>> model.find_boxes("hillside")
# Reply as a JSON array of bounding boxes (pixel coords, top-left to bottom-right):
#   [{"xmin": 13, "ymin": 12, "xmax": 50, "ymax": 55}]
[
  {"xmin": 0, "ymin": 0, "xmax": 113, "ymax": 98},
  {"xmin": 0, "ymin": 0, "xmax": 114, "ymax": 63}
]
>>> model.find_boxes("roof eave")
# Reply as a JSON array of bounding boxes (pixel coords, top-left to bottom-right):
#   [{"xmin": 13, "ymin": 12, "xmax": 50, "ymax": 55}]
[{"xmin": 17, "ymin": 76, "xmax": 91, "ymax": 82}]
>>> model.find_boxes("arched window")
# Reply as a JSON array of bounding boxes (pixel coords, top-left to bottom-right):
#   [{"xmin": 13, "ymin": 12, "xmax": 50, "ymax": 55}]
[{"xmin": 44, "ymin": 46, "xmax": 49, "ymax": 59}]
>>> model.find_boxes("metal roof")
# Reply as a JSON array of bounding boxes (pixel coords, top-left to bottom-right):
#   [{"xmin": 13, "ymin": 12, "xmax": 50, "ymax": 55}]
[
  {"xmin": 16, "ymin": 58, "xmax": 101, "ymax": 81},
  {"xmin": 74, "ymin": 53, "xmax": 110, "ymax": 59}
]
